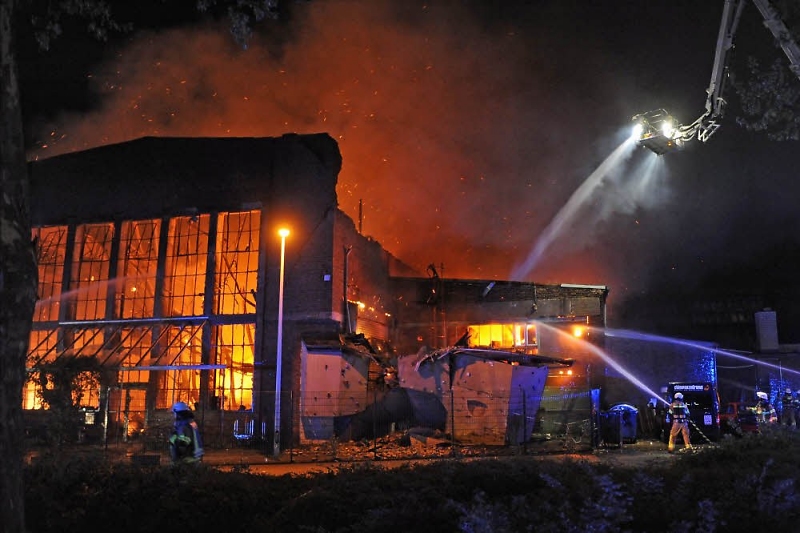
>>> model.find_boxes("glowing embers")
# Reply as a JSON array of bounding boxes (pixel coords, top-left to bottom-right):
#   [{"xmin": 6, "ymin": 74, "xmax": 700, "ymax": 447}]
[{"xmin": 631, "ymin": 109, "xmax": 684, "ymax": 156}]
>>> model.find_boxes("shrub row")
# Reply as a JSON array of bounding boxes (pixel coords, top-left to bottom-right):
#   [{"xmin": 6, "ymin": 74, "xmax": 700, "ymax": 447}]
[{"xmin": 24, "ymin": 428, "xmax": 800, "ymax": 532}]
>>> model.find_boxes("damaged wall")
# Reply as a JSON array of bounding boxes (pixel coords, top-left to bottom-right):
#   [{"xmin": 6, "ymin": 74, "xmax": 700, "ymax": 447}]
[
  {"xmin": 397, "ymin": 350, "xmax": 549, "ymax": 445},
  {"xmin": 388, "ymin": 278, "xmax": 607, "ymax": 354}
]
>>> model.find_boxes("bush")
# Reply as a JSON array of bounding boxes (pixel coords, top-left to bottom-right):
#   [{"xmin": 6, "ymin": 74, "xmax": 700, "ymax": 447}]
[{"xmin": 24, "ymin": 429, "xmax": 800, "ymax": 532}]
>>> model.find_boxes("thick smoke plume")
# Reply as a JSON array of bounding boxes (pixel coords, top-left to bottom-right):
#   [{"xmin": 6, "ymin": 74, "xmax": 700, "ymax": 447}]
[{"xmin": 32, "ymin": 1, "xmax": 798, "ymax": 311}]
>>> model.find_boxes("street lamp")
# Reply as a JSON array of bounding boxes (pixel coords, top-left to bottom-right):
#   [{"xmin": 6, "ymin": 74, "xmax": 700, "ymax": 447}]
[{"xmin": 273, "ymin": 227, "xmax": 290, "ymax": 458}]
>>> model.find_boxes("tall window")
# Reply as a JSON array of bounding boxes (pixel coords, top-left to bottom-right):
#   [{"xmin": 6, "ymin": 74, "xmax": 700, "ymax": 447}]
[
  {"xmin": 116, "ymin": 219, "xmax": 160, "ymax": 318},
  {"xmin": 24, "ymin": 330, "xmax": 60, "ymax": 409},
  {"xmin": 32, "ymin": 226, "xmax": 67, "ymax": 323},
  {"xmin": 164, "ymin": 215, "xmax": 209, "ymax": 317},
  {"xmin": 213, "ymin": 324, "xmax": 256, "ymax": 410},
  {"xmin": 157, "ymin": 324, "xmax": 204, "ymax": 408},
  {"xmin": 215, "ymin": 210, "xmax": 260, "ymax": 315},
  {"xmin": 28, "ymin": 226, "xmax": 66, "ymax": 409},
  {"xmin": 70, "ymin": 223, "xmax": 114, "ymax": 320}
]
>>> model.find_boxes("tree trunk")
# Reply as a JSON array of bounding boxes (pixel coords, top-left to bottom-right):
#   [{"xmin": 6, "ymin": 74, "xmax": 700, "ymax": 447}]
[{"xmin": 1, "ymin": 1, "xmax": 37, "ymax": 531}]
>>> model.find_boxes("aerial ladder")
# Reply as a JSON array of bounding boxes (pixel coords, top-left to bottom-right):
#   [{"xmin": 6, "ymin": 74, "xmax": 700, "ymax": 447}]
[{"xmin": 633, "ymin": 0, "xmax": 800, "ymax": 155}]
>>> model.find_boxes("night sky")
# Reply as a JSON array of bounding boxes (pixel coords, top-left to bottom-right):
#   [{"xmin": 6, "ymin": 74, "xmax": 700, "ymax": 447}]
[{"xmin": 19, "ymin": 0, "xmax": 800, "ymax": 323}]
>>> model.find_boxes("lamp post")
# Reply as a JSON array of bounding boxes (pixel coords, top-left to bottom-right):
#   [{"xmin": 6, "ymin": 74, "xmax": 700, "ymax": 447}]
[{"xmin": 273, "ymin": 227, "xmax": 290, "ymax": 458}]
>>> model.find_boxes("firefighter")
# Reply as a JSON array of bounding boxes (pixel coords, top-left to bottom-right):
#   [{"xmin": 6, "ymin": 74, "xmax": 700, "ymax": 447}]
[
  {"xmin": 781, "ymin": 388, "xmax": 796, "ymax": 427},
  {"xmin": 754, "ymin": 391, "xmax": 777, "ymax": 425},
  {"xmin": 667, "ymin": 392, "xmax": 692, "ymax": 453},
  {"xmin": 794, "ymin": 391, "xmax": 800, "ymax": 427},
  {"xmin": 169, "ymin": 401, "xmax": 205, "ymax": 465},
  {"xmin": 792, "ymin": 390, "xmax": 800, "ymax": 422}
]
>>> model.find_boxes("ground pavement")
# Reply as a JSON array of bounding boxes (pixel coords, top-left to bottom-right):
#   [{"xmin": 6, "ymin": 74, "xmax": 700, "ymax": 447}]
[{"xmin": 121, "ymin": 437, "xmax": 696, "ymax": 475}]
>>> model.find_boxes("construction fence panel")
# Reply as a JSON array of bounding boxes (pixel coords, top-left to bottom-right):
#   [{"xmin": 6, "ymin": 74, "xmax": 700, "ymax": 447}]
[{"xmin": 24, "ymin": 388, "xmax": 603, "ymax": 460}]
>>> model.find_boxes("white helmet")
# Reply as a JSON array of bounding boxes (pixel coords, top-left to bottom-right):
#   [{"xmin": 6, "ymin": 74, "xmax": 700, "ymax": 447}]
[
  {"xmin": 787, "ymin": 388, "xmax": 793, "ymax": 394},
  {"xmin": 674, "ymin": 392, "xmax": 683, "ymax": 400},
  {"xmin": 172, "ymin": 401, "xmax": 191, "ymax": 412},
  {"xmin": 756, "ymin": 391, "xmax": 768, "ymax": 400}
]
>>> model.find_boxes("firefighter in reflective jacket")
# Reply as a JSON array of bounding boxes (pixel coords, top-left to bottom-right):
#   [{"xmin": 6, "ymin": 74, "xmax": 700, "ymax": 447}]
[
  {"xmin": 754, "ymin": 391, "xmax": 777, "ymax": 425},
  {"xmin": 169, "ymin": 401, "xmax": 204, "ymax": 464},
  {"xmin": 668, "ymin": 392, "xmax": 692, "ymax": 453}
]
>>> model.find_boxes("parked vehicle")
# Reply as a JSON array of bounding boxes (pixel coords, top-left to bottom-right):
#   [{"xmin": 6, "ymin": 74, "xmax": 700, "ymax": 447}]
[
  {"xmin": 720, "ymin": 401, "xmax": 760, "ymax": 436},
  {"xmin": 662, "ymin": 382, "xmax": 721, "ymax": 443}
]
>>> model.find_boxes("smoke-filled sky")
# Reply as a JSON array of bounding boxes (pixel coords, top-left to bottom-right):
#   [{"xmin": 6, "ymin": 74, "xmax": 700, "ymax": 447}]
[{"xmin": 22, "ymin": 0, "xmax": 800, "ymax": 315}]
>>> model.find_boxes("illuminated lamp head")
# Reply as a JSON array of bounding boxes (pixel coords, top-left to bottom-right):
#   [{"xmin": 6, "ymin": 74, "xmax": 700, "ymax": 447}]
[
  {"xmin": 661, "ymin": 119, "xmax": 674, "ymax": 138},
  {"xmin": 572, "ymin": 326, "xmax": 585, "ymax": 338},
  {"xmin": 278, "ymin": 228, "xmax": 290, "ymax": 238},
  {"xmin": 631, "ymin": 122, "xmax": 644, "ymax": 139}
]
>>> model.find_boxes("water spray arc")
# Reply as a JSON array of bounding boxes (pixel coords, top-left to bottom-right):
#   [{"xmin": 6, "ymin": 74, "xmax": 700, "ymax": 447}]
[
  {"xmin": 541, "ymin": 323, "xmax": 732, "ymax": 446},
  {"xmin": 603, "ymin": 327, "xmax": 800, "ymax": 379},
  {"xmin": 535, "ymin": 321, "xmax": 667, "ymax": 405},
  {"xmin": 511, "ymin": 130, "xmax": 669, "ymax": 282},
  {"xmin": 596, "ymin": 326, "xmax": 800, "ymax": 445}
]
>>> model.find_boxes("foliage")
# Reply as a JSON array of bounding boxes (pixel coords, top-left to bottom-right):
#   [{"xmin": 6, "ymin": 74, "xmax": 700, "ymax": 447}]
[
  {"xmin": 732, "ymin": 0, "xmax": 800, "ymax": 141},
  {"xmin": 21, "ymin": 0, "xmax": 285, "ymax": 51},
  {"xmin": 733, "ymin": 57, "xmax": 800, "ymax": 141},
  {"xmin": 24, "ymin": 453, "xmax": 296, "ymax": 531},
  {"xmin": 26, "ymin": 0, "xmax": 131, "ymax": 50},
  {"xmin": 32, "ymin": 355, "xmax": 105, "ymax": 446},
  {"xmin": 197, "ymin": 0, "xmax": 279, "ymax": 46},
  {"xmin": 23, "ymin": 429, "xmax": 800, "ymax": 533}
]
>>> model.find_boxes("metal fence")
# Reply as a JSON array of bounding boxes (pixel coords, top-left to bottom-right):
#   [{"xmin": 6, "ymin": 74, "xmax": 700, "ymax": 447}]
[{"xmin": 25, "ymin": 387, "xmax": 621, "ymax": 461}]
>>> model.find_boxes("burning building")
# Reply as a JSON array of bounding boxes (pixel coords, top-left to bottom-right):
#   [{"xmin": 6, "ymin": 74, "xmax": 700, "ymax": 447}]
[{"xmin": 25, "ymin": 134, "xmax": 609, "ymax": 449}]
